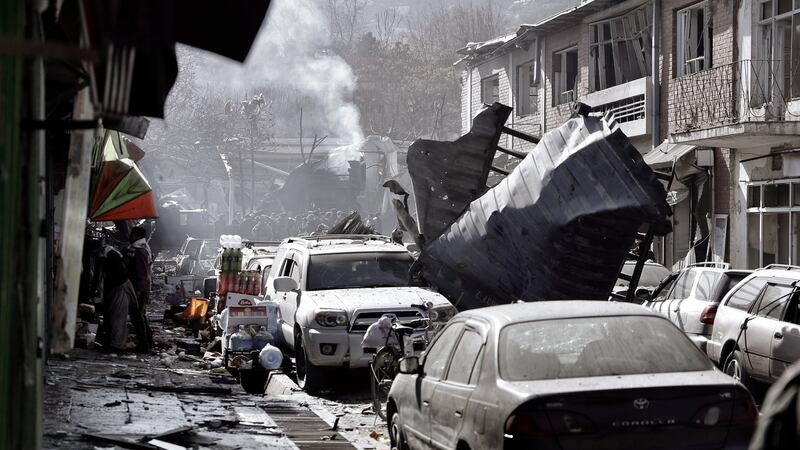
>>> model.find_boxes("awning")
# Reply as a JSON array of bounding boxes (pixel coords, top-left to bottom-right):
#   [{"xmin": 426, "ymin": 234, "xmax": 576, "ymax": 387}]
[
  {"xmin": 89, "ymin": 131, "xmax": 158, "ymax": 221},
  {"xmin": 644, "ymin": 141, "xmax": 695, "ymax": 168}
]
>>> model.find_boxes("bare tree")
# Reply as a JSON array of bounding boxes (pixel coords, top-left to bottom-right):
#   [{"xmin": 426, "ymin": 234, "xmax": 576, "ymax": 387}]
[{"xmin": 326, "ymin": 0, "xmax": 368, "ymax": 50}]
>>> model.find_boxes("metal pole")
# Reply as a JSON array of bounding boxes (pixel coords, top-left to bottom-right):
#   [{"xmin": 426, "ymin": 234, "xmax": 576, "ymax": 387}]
[{"xmin": 651, "ymin": 0, "xmax": 661, "ymax": 149}]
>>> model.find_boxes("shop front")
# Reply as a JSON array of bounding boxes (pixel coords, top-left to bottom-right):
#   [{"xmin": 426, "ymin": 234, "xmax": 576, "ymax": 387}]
[{"xmin": 738, "ymin": 152, "xmax": 800, "ymax": 269}]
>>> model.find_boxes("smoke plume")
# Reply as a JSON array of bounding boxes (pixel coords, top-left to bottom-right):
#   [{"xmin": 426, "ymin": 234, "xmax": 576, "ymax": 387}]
[{"xmin": 182, "ymin": 0, "xmax": 364, "ymax": 144}]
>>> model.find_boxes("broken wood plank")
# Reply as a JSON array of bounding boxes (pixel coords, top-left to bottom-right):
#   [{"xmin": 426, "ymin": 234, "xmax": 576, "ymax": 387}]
[
  {"xmin": 502, "ymin": 126, "xmax": 540, "ymax": 144},
  {"xmin": 495, "ymin": 145, "xmax": 527, "ymax": 159}
]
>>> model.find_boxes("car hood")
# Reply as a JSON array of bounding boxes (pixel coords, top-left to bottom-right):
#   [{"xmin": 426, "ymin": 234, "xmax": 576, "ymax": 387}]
[
  {"xmin": 302, "ymin": 287, "xmax": 450, "ymax": 311},
  {"xmin": 499, "ymin": 370, "xmax": 736, "ymax": 399}
]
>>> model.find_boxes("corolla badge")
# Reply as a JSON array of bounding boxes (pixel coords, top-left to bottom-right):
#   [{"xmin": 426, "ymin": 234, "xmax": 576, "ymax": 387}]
[{"xmin": 633, "ymin": 398, "xmax": 650, "ymax": 410}]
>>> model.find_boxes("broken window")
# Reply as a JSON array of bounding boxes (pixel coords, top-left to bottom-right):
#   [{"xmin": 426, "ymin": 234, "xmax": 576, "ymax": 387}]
[
  {"xmin": 552, "ymin": 47, "xmax": 578, "ymax": 105},
  {"xmin": 590, "ymin": 4, "xmax": 653, "ymax": 91},
  {"xmin": 757, "ymin": 0, "xmax": 800, "ymax": 101},
  {"xmin": 481, "ymin": 76, "xmax": 500, "ymax": 105},
  {"xmin": 676, "ymin": 2, "xmax": 712, "ymax": 77},
  {"xmin": 516, "ymin": 57, "xmax": 540, "ymax": 116}
]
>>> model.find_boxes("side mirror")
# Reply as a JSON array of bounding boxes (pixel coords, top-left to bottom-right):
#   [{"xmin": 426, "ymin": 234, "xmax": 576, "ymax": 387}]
[
  {"xmin": 399, "ymin": 356, "xmax": 419, "ymax": 375},
  {"xmin": 635, "ymin": 288, "xmax": 651, "ymax": 301},
  {"xmin": 273, "ymin": 276, "xmax": 299, "ymax": 293}
]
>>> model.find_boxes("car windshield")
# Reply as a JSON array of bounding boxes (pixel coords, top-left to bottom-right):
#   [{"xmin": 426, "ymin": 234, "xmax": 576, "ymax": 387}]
[
  {"xmin": 616, "ymin": 263, "xmax": 671, "ymax": 288},
  {"xmin": 499, "ymin": 315, "xmax": 711, "ymax": 381},
  {"xmin": 200, "ymin": 242, "xmax": 220, "ymax": 260},
  {"xmin": 306, "ymin": 252, "xmax": 420, "ymax": 290}
]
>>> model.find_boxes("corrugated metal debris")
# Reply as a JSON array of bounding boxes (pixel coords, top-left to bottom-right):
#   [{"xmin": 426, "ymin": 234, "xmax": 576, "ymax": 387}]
[{"xmin": 409, "ymin": 104, "xmax": 671, "ymax": 309}]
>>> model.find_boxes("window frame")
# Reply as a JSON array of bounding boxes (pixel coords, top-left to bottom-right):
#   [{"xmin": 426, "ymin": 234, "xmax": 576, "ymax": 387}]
[
  {"xmin": 756, "ymin": 0, "xmax": 800, "ymax": 101},
  {"xmin": 745, "ymin": 178, "xmax": 800, "ymax": 268},
  {"xmin": 589, "ymin": 3, "xmax": 653, "ymax": 91},
  {"xmin": 752, "ymin": 281, "xmax": 796, "ymax": 319},
  {"xmin": 421, "ymin": 322, "xmax": 465, "ymax": 380},
  {"xmin": 516, "ymin": 54, "xmax": 540, "ymax": 116},
  {"xmin": 725, "ymin": 277, "xmax": 770, "ymax": 311},
  {"xmin": 443, "ymin": 328, "xmax": 485, "ymax": 386},
  {"xmin": 552, "ymin": 47, "xmax": 579, "ymax": 106},
  {"xmin": 676, "ymin": 1, "xmax": 713, "ymax": 77},
  {"xmin": 480, "ymin": 75, "xmax": 500, "ymax": 105}
]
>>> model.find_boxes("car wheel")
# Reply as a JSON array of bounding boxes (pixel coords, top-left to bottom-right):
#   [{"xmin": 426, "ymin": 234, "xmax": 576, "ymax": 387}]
[
  {"xmin": 389, "ymin": 412, "xmax": 408, "ymax": 450},
  {"xmin": 724, "ymin": 350, "xmax": 753, "ymax": 390},
  {"xmin": 295, "ymin": 330, "xmax": 324, "ymax": 394}
]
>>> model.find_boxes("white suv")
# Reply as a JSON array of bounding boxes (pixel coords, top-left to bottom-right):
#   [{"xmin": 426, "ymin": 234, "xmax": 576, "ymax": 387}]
[
  {"xmin": 706, "ymin": 265, "xmax": 800, "ymax": 388},
  {"xmin": 262, "ymin": 235, "xmax": 456, "ymax": 393}
]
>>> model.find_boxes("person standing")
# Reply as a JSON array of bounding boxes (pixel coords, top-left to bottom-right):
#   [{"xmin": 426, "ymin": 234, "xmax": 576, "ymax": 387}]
[
  {"xmin": 96, "ymin": 244, "xmax": 136, "ymax": 352},
  {"xmin": 124, "ymin": 226, "xmax": 154, "ymax": 352}
]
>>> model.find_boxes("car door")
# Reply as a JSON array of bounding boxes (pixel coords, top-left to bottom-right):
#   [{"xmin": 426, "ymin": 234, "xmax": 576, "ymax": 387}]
[
  {"xmin": 646, "ymin": 273, "xmax": 678, "ymax": 314},
  {"xmin": 743, "ymin": 282, "xmax": 794, "ymax": 380},
  {"xmin": 665, "ymin": 270, "xmax": 697, "ymax": 327},
  {"xmin": 275, "ymin": 252, "xmax": 302, "ymax": 346},
  {"xmin": 770, "ymin": 292, "xmax": 800, "ymax": 380},
  {"xmin": 402, "ymin": 322, "xmax": 464, "ymax": 450},
  {"xmin": 429, "ymin": 324, "xmax": 485, "ymax": 450}
]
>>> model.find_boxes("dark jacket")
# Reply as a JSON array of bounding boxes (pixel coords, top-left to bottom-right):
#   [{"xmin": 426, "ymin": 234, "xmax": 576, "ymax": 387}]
[{"xmin": 124, "ymin": 239, "xmax": 152, "ymax": 294}]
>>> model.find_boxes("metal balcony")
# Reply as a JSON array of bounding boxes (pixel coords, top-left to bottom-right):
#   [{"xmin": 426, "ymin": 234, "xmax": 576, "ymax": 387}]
[{"xmin": 669, "ymin": 60, "xmax": 800, "ymax": 148}]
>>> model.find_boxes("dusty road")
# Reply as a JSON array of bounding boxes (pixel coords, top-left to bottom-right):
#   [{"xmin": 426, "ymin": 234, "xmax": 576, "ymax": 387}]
[{"xmin": 43, "ymin": 349, "xmax": 389, "ymax": 449}]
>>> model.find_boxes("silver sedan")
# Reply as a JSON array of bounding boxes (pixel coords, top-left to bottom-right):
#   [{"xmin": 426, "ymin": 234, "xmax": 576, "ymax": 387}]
[{"xmin": 387, "ymin": 301, "xmax": 757, "ymax": 450}]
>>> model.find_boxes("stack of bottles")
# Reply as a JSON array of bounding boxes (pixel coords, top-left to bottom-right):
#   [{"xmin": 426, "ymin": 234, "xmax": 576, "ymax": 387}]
[
  {"xmin": 229, "ymin": 325, "xmax": 274, "ymax": 352},
  {"xmin": 217, "ymin": 235, "xmax": 262, "ymax": 298}
]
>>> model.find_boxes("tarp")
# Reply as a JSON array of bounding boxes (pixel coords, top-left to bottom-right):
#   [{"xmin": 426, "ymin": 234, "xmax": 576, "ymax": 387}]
[{"xmin": 414, "ymin": 109, "xmax": 671, "ymax": 309}]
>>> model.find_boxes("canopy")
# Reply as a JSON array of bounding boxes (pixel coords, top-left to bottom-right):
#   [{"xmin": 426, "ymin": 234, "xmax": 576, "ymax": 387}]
[
  {"xmin": 644, "ymin": 141, "xmax": 695, "ymax": 168},
  {"xmin": 89, "ymin": 131, "xmax": 158, "ymax": 221}
]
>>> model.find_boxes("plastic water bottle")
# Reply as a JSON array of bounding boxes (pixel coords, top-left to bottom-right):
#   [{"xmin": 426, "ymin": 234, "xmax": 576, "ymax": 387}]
[
  {"xmin": 258, "ymin": 344, "xmax": 283, "ymax": 370},
  {"xmin": 230, "ymin": 325, "xmax": 252, "ymax": 351},
  {"xmin": 253, "ymin": 326, "xmax": 274, "ymax": 349}
]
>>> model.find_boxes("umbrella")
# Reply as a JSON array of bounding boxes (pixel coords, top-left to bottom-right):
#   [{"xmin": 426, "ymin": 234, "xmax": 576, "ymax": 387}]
[{"xmin": 89, "ymin": 131, "xmax": 158, "ymax": 221}]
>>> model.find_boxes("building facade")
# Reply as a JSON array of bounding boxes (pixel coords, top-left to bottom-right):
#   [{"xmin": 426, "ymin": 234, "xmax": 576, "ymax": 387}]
[{"xmin": 458, "ymin": 0, "xmax": 788, "ymax": 271}]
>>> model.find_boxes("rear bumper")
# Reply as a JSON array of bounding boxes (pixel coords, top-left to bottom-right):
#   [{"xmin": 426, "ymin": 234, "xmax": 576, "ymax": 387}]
[
  {"xmin": 706, "ymin": 339, "xmax": 722, "ymax": 364},
  {"xmin": 687, "ymin": 334, "xmax": 710, "ymax": 353}
]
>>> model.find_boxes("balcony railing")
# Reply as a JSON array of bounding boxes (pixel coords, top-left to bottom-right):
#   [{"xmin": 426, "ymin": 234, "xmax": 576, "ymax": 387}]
[
  {"xmin": 670, "ymin": 59, "xmax": 800, "ymax": 133},
  {"xmin": 585, "ymin": 77, "xmax": 650, "ymax": 136}
]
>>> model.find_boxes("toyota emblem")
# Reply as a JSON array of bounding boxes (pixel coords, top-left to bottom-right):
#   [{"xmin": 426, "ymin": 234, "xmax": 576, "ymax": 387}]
[{"xmin": 633, "ymin": 398, "xmax": 650, "ymax": 410}]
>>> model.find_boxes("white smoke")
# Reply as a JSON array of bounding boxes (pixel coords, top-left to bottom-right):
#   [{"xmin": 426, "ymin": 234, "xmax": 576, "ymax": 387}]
[{"xmin": 183, "ymin": 0, "xmax": 364, "ymax": 144}]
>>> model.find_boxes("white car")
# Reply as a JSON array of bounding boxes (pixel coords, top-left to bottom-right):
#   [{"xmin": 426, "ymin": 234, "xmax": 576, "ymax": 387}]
[
  {"xmin": 706, "ymin": 265, "xmax": 800, "ymax": 387},
  {"xmin": 645, "ymin": 263, "xmax": 751, "ymax": 351},
  {"xmin": 262, "ymin": 234, "xmax": 456, "ymax": 393}
]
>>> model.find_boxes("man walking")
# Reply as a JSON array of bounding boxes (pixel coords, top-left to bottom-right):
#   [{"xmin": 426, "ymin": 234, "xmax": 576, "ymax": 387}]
[{"xmin": 124, "ymin": 226, "xmax": 154, "ymax": 352}]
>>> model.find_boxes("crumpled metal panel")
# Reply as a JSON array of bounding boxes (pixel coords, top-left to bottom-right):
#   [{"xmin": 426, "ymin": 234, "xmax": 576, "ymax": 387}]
[
  {"xmin": 419, "ymin": 113, "xmax": 671, "ymax": 309},
  {"xmin": 408, "ymin": 103, "xmax": 512, "ymax": 240}
]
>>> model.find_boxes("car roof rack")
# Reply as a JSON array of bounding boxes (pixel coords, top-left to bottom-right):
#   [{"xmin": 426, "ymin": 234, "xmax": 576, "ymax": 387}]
[
  {"xmin": 282, "ymin": 234, "xmax": 395, "ymax": 248},
  {"xmin": 762, "ymin": 264, "xmax": 800, "ymax": 271},
  {"xmin": 688, "ymin": 262, "xmax": 731, "ymax": 269}
]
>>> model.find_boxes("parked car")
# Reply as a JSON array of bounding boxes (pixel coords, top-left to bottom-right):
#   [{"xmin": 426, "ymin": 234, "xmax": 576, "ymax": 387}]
[
  {"xmin": 387, "ymin": 301, "xmax": 756, "ymax": 450},
  {"xmin": 262, "ymin": 234, "xmax": 457, "ymax": 393},
  {"xmin": 611, "ymin": 260, "xmax": 671, "ymax": 302},
  {"xmin": 645, "ymin": 263, "xmax": 752, "ymax": 351},
  {"xmin": 706, "ymin": 265, "xmax": 800, "ymax": 388},
  {"xmin": 153, "ymin": 237, "xmax": 220, "ymax": 278}
]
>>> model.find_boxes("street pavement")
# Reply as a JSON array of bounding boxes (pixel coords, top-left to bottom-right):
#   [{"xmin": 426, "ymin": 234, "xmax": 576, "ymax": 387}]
[{"xmin": 43, "ymin": 349, "xmax": 389, "ymax": 449}]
